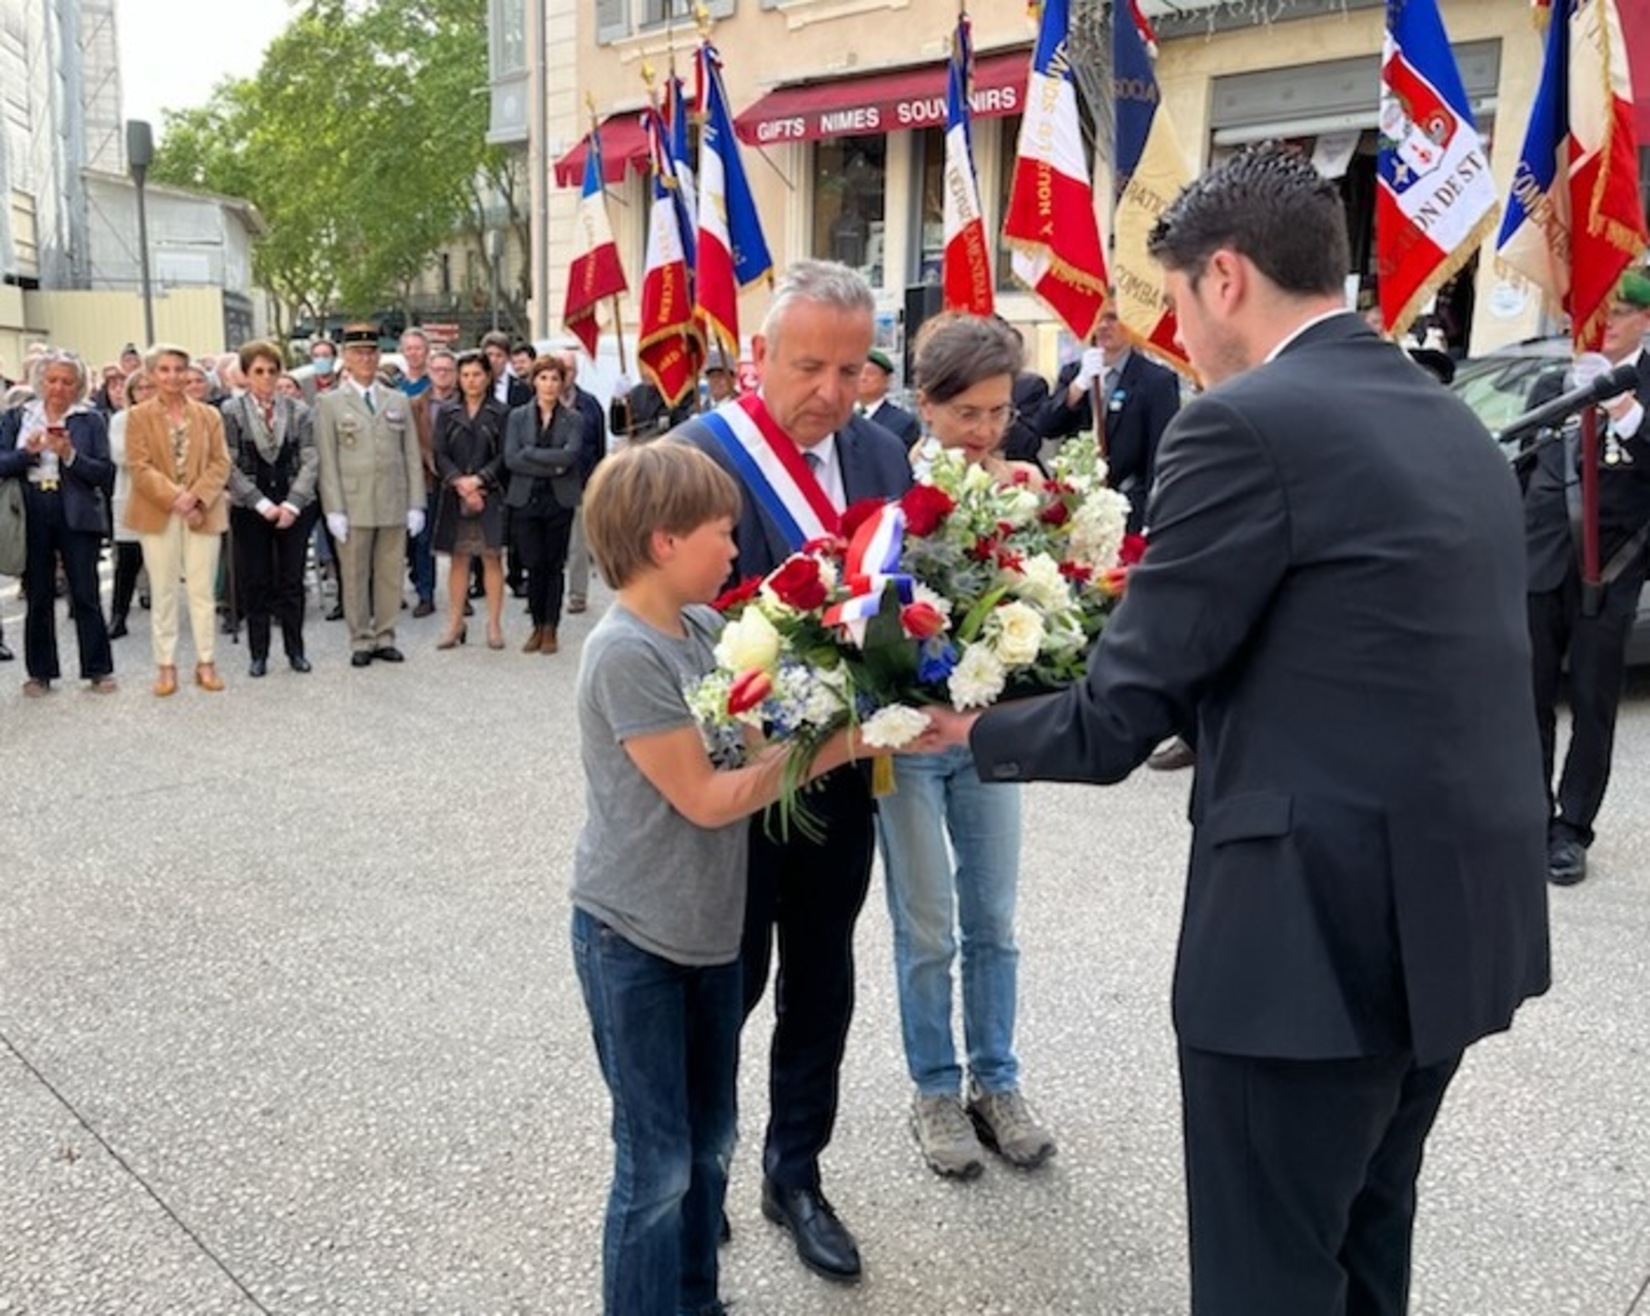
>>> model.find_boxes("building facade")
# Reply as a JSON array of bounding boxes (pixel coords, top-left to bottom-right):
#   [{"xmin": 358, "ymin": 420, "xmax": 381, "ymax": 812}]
[
  {"xmin": 0, "ymin": 0, "xmax": 263, "ymax": 369},
  {"xmin": 494, "ymin": 0, "xmax": 1648, "ymax": 377}
]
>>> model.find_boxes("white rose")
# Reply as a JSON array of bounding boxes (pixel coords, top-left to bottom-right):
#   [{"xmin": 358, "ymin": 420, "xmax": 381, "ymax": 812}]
[
  {"xmin": 714, "ymin": 607, "xmax": 782, "ymax": 673},
  {"xmin": 988, "ymin": 600, "xmax": 1046, "ymax": 666},
  {"xmin": 949, "ymin": 643, "xmax": 1007, "ymax": 709},
  {"xmin": 1008, "ymin": 553, "xmax": 1071, "ymax": 612},
  {"xmin": 860, "ymin": 704, "xmax": 932, "ymax": 749}
]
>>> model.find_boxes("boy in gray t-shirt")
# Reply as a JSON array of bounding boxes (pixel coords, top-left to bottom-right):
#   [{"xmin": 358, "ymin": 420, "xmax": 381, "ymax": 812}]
[{"xmin": 571, "ymin": 443, "xmax": 865, "ymax": 1316}]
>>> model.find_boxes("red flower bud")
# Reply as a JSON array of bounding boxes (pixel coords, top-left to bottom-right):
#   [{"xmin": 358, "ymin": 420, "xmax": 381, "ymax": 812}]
[
  {"xmin": 727, "ymin": 668, "xmax": 774, "ymax": 715},
  {"xmin": 711, "ymin": 575, "xmax": 763, "ymax": 613},
  {"xmin": 1058, "ymin": 560, "xmax": 1094, "ymax": 584},
  {"xmin": 1098, "ymin": 566, "xmax": 1129, "ymax": 598},
  {"xmin": 840, "ymin": 497, "xmax": 888, "ymax": 542},
  {"xmin": 1118, "ymin": 533, "xmax": 1148, "ymax": 566},
  {"xmin": 1038, "ymin": 499, "xmax": 1071, "ymax": 526},
  {"xmin": 900, "ymin": 601, "xmax": 947, "ymax": 639}
]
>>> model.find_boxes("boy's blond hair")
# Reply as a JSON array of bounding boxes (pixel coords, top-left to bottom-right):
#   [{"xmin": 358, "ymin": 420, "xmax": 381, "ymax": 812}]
[{"xmin": 584, "ymin": 441, "xmax": 741, "ymax": 588}]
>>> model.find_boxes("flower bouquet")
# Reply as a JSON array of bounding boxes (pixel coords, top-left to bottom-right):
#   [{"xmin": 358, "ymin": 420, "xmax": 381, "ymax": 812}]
[{"xmin": 687, "ymin": 432, "xmax": 1142, "ymax": 834}]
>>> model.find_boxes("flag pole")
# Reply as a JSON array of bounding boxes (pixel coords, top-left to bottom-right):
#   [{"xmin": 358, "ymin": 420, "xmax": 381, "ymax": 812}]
[{"xmin": 587, "ymin": 92, "xmax": 635, "ymax": 412}]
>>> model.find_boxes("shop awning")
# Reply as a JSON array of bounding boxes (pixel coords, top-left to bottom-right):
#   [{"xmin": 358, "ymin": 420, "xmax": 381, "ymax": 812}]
[
  {"xmin": 1625, "ymin": 0, "xmax": 1650, "ymax": 139},
  {"xmin": 553, "ymin": 113, "xmax": 650, "ymax": 189},
  {"xmin": 733, "ymin": 48, "xmax": 1029, "ymax": 147}
]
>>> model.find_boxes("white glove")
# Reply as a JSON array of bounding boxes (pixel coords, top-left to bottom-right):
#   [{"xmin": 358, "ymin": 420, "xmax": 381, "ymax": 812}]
[
  {"xmin": 326, "ymin": 512, "xmax": 349, "ymax": 543},
  {"xmin": 612, "ymin": 373, "xmax": 633, "ymax": 396},
  {"xmin": 1079, "ymin": 347, "xmax": 1106, "ymax": 383},
  {"xmin": 407, "ymin": 508, "xmax": 426, "ymax": 538},
  {"xmin": 1569, "ymin": 352, "xmax": 1614, "ymax": 392}
]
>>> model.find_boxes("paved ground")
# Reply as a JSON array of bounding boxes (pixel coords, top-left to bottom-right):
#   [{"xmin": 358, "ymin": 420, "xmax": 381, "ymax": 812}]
[{"xmin": 2, "ymin": 575, "xmax": 1649, "ymax": 1315}]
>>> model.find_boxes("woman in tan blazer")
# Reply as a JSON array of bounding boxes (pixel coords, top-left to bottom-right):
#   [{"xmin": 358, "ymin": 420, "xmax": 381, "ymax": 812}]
[{"xmin": 124, "ymin": 342, "xmax": 231, "ymax": 696}]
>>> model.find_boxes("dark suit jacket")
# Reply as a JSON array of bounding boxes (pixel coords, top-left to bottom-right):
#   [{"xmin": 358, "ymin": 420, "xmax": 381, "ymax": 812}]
[
  {"xmin": 503, "ymin": 401, "xmax": 585, "ymax": 512},
  {"xmin": 866, "ymin": 398, "xmax": 920, "ymax": 448},
  {"xmin": 1524, "ymin": 350, "xmax": 1650, "ymax": 593},
  {"xmin": 1034, "ymin": 351, "xmax": 1181, "ymax": 532},
  {"xmin": 1003, "ymin": 371, "xmax": 1051, "ymax": 463},
  {"xmin": 675, "ymin": 409, "xmax": 913, "ymax": 580},
  {"xmin": 971, "ymin": 314, "xmax": 1551, "ymax": 1067},
  {"xmin": 0, "ymin": 407, "xmax": 114, "ymax": 536},
  {"xmin": 611, "ymin": 382, "xmax": 695, "ymax": 441},
  {"xmin": 568, "ymin": 385, "xmax": 606, "ymax": 479}
]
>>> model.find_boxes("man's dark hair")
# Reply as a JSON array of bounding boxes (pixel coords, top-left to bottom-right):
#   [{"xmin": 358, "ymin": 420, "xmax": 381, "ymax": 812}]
[
  {"xmin": 1148, "ymin": 143, "xmax": 1349, "ymax": 297},
  {"xmin": 509, "ymin": 339, "xmax": 535, "ymax": 359}
]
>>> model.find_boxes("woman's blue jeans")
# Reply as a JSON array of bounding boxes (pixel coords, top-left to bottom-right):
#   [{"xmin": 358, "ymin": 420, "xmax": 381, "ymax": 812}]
[
  {"xmin": 875, "ymin": 745, "xmax": 1023, "ymax": 1096},
  {"xmin": 571, "ymin": 908, "xmax": 739, "ymax": 1316}
]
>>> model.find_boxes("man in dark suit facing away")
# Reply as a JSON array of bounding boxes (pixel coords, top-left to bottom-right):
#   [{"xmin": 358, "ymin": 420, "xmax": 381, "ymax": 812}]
[
  {"xmin": 922, "ymin": 145, "xmax": 1550, "ymax": 1315},
  {"xmin": 677, "ymin": 260, "xmax": 912, "ymax": 1285}
]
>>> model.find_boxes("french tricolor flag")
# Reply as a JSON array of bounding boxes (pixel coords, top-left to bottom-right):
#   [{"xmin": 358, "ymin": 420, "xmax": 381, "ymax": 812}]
[
  {"xmin": 638, "ymin": 108, "xmax": 700, "ymax": 408},
  {"xmin": 694, "ymin": 41, "xmax": 773, "ymax": 366},
  {"xmin": 1003, "ymin": 0, "xmax": 1108, "ymax": 340},
  {"xmin": 561, "ymin": 125, "xmax": 628, "ymax": 358},
  {"xmin": 1497, "ymin": 0, "xmax": 1646, "ymax": 351},
  {"xmin": 941, "ymin": 15, "xmax": 994, "ymax": 317}
]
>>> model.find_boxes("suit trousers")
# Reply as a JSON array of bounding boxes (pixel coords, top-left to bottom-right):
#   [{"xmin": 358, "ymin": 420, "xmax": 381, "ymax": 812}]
[
  {"xmin": 138, "ymin": 518, "xmax": 221, "ymax": 668},
  {"xmin": 741, "ymin": 767, "xmax": 876, "ymax": 1190},
  {"xmin": 340, "ymin": 523, "xmax": 406, "ymax": 652},
  {"xmin": 232, "ymin": 504, "xmax": 318, "ymax": 661},
  {"xmin": 515, "ymin": 502, "xmax": 575, "ymax": 628},
  {"xmin": 1178, "ymin": 1045, "xmax": 1460, "ymax": 1316},
  {"xmin": 21, "ymin": 486, "xmax": 111, "ymax": 682},
  {"xmin": 566, "ymin": 506, "xmax": 591, "ymax": 601},
  {"xmin": 1527, "ymin": 549, "xmax": 1649, "ymax": 844}
]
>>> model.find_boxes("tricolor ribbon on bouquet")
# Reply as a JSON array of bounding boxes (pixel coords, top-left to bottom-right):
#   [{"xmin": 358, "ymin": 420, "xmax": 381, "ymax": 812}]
[{"xmin": 822, "ymin": 503, "xmax": 913, "ymax": 647}]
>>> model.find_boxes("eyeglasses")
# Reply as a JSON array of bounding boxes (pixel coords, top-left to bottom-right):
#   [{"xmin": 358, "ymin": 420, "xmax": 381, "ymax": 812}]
[
  {"xmin": 940, "ymin": 402, "xmax": 1019, "ymax": 432},
  {"xmin": 247, "ymin": 363, "xmax": 281, "ymax": 376}
]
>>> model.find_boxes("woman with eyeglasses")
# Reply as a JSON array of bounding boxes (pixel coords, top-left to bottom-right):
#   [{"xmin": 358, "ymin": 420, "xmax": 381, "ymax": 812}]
[
  {"xmin": 222, "ymin": 339, "xmax": 320, "ymax": 677},
  {"xmin": 0, "ymin": 350, "xmax": 117, "ymax": 695},
  {"xmin": 124, "ymin": 342, "xmax": 232, "ymax": 696},
  {"xmin": 877, "ymin": 313, "xmax": 1056, "ymax": 1183}
]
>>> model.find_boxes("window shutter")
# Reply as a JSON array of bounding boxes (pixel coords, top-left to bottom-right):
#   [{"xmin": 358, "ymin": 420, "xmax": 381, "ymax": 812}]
[{"xmin": 597, "ymin": 0, "xmax": 629, "ymax": 45}]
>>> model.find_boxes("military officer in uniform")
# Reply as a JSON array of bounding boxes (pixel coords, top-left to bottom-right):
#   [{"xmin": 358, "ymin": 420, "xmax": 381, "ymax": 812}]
[
  {"xmin": 315, "ymin": 323, "xmax": 426, "ymax": 667},
  {"xmin": 1525, "ymin": 270, "xmax": 1650, "ymax": 885}
]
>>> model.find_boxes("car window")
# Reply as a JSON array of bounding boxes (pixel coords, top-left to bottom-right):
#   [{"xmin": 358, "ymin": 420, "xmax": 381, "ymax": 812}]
[{"xmin": 1450, "ymin": 358, "xmax": 1566, "ymax": 435}]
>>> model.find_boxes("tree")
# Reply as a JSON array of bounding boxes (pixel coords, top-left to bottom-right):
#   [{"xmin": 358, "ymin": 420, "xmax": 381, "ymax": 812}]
[{"xmin": 150, "ymin": 0, "xmax": 502, "ymax": 339}]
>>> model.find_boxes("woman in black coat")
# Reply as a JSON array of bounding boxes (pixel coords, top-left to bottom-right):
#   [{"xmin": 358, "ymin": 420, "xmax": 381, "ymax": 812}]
[
  {"xmin": 0, "ymin": 351, "xmax": 116, "ymax": 695},
  {"xmin": 433, "ymin": 350, "xmax": 510, "ymax": 650},
  {"xmin": 503, "ymin": 355, "xmax": 587, "ymax": 655}
]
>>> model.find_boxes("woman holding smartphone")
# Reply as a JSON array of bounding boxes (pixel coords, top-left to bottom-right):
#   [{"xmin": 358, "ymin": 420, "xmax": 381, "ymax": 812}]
[{"xmin": 0, "ymin": 350, "xmax": 116, "ymax": 696}]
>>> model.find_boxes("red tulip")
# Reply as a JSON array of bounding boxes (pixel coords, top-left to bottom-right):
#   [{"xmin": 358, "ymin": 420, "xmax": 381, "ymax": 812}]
[
  {"xmin": 900, "ymin": 601, "xmax": 946, "ymax": 639},
  {"xmin": 727, "ymin": 669, "xmax": 774, "ymax": 715}
]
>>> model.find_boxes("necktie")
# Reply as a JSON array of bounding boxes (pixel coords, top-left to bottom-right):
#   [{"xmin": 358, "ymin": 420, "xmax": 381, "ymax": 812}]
[
  {"xmin": 364, "ymin": 389, "xmax": 375, "ymax": 416},
  {"xmin": 804, "ymin": 451, "xmax": 823, "ymax": 475}
]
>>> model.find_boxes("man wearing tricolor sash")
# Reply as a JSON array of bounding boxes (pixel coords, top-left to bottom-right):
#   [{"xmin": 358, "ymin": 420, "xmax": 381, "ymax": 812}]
[{"xmin": 676, "ymin": 260, "xmax": 911, "ymax": 1284}]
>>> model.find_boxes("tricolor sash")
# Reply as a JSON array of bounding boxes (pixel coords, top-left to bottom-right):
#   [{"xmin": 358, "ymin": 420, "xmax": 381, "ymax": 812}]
[{"xmin": 699, "ymin": 394, "xmax": 840, "ymax": 551}]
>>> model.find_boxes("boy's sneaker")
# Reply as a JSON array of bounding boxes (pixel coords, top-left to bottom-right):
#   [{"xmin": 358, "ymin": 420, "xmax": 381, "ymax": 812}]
[
  {"xmin": 967, "ymin": 1086, "xmax": 1057, "ymax": 1169},
  {"xmin": 910, "ymin": 1093, "xmax": 986, "ymax": 1179}
]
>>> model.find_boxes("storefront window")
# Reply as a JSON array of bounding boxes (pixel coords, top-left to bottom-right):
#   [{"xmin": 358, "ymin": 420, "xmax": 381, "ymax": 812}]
[
  {"xmin": 813, "ymin": 135, "xmax": 886, "ymax": 288},
  {"xmin": 913, "ymin": 127, "xmax": 944, "ymax": 287},
  {"xmin": 995, "ymin": 115, "xmax": 1022, "ymax": 292}
]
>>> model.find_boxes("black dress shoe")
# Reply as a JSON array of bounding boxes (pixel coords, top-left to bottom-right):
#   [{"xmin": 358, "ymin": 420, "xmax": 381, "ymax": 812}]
[
  {"xmin": 372, "ymin": 645, "xmax": 405, "ymax": 663},
  {"xmin": 288, "ymin": 654, "xmax": 313, "ymax": 673},
  {"xmin": 326, "ymin": 602, "xmax": 345, "ymax": 621},
  {"xmin": 760, "ymin": 1180, "xmax": 861, "ymax": 1283},
  {"xmin": 350, "ymin": 651, "xmax": 373, "ymax": 668},
  {"xmin": 1548, "ymin": 835, "xmax": 1587, "ymax": 886},
  {"xmin": 109, "ymin": 614, "xmax": 128, "ymax": 639},
  {"xmin": 0, "ymin": 641, "xmax": 12, "ymax": 662},
  {"xmin": 248, "ymin": 657, "xmax": 269, "ymax": 678},
  {"xmin": 412, "ymin": 599, "xmax": 435, "ymax": 618}
]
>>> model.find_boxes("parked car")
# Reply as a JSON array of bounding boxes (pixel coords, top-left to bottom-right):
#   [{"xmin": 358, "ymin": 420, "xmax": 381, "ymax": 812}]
[{"xmin": 1449, "ymin": 334, "xmax": 1650, "ymax": 664}]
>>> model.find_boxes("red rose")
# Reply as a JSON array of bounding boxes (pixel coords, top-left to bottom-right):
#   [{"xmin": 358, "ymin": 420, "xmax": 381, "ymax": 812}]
[
  {"xmin": 767, "ymin": 555, "xmax": 829, "ymax": 611},
  {"xmin": 1038, "ymin": 499, "xmax": 1071, "ymax": 526},
  {"xmin": 839, "ymin": 497, "xmax": 888, "ymax": 543},
  {"xmin": 900, "ymin": 484, "xmax": 956, "ymax": 537},
  {"xmin": 1058, "ymin": 560, "xmax": 1094, "ymax": 584},
  {"xmin": 1118, "ymin": 533, "xmax": 1148, "ymax": 566},
  {"xmin": 711, "ymin": 575, "xmax": 763, "ymax": 613},
  {"xmin": 727, "ymin": 668, "xmax": 774, "ymax": 715},
  {"xmin": 899, "ymin": 601, "xmax": 947, "ymax": 639}
]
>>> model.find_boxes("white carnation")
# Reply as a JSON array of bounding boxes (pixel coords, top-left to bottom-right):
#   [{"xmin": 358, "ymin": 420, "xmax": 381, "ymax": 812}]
[
  {"xmin": 860, "ymin": 704, "xmax": 932, "ymax": 749},
  {"xmin": 997, "ymin": 486, "xmax": 1042, "ymax": 528},
  {"xmin": 987, "ymin": 600, "xmax": 1046, "ymax": 666},
  {"xmin": 1007, "ymin": 553, "xmax": 1072, "ymax": 612},
  {"xmin": 714, "ymin": 607, "xmax": 781, "ymax": 673},
  {"xmin": 949, "ymin": 643, "xmax": 1007, "ymax": 709}
]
